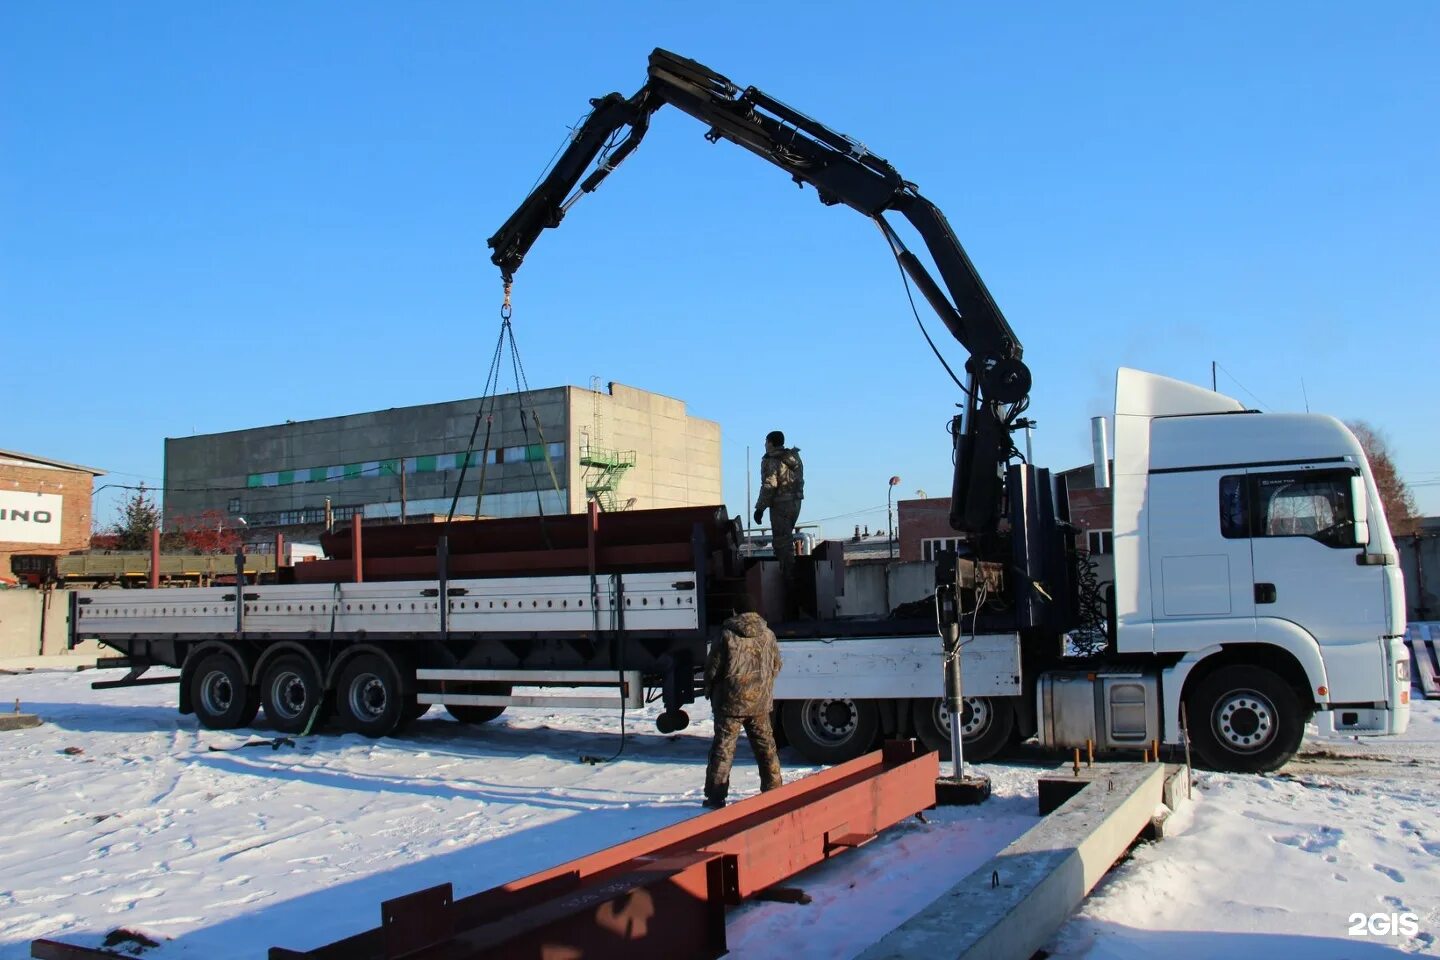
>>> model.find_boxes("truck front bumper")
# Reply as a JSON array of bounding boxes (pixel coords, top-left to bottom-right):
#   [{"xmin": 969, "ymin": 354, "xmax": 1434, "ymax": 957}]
[{"xmin": 1313, "ymin": 636, "xmax": 1411, "ymax": 737}]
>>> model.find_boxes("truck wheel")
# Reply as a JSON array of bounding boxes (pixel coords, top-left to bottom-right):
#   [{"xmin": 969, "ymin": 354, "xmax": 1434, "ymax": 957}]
[
  {"xmin": 444, "ymin": 682, "xmax": 510, "ymax": 725},
  {"xmin": 912, "ymin": 696, "xmax": 1015, "ymax": 763},
  {"xmin": 1187, "ymin": 665, "xmax": 1306, "ymax": 773},
  {"xmin": 336, "ymin": 654, "xmax": 405, "ymax": 738},
  {"xmin": 189, "ymin": 653, "xmax": 260, "ymax": 730},
  {"xmin": 260, "ymin": 656, "xmax": 328, "ymax": 734},
  {"xmin": 781, "ymin": 698, "xmax": 879, "ymax": 765}
]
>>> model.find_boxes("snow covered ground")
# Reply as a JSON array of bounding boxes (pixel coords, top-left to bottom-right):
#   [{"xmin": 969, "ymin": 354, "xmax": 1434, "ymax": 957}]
[
  {"xmin": 1049, "ymin": 699, "xmax": 1440, "ymax": 958},
  {"xmin": 2, "ymin": 664, "xmax": 1436, "ymax": 958}
]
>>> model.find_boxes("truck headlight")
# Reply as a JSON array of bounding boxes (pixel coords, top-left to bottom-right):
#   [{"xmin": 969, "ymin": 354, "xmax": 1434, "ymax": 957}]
[{"xmin": 1397, "ymin": 658, "xmax": 1410, "ymax": 682}]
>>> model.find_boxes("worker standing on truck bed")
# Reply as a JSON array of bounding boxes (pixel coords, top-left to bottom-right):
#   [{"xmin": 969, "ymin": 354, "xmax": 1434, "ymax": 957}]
[
  {"xmin": 753, "ymin": 430, "xmax": 804, "ymax": 582},
  {"xmin": 703, "ymin": 596, "xmax": 783, "ymax": 808}
]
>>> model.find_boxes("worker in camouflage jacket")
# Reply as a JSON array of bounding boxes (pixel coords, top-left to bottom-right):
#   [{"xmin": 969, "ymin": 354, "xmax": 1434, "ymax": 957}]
[
  {"xmin": 703, "ymin": 596, "xmax": 784, "ymax": 807},
  {"xmin": 753, "ymin": 430, "xmax": 804, "ymax": 581}
]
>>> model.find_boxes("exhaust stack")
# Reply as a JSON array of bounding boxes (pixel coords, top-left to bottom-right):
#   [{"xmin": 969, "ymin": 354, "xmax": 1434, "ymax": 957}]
[{"xmin": 1091, "ymin": 417, "xmax": 1111, "ymax": 489}]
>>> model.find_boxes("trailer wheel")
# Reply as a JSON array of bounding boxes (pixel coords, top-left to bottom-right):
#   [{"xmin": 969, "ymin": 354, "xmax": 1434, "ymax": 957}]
[
  {"xmin": 443, "ymin": 679, "xmax": 512, "ymax": 725},
  {"xmin": 336, "ymin": 654, "xmax": 405, "ymax": 738},
  {"xmin": 404, "ymin": 701, "xmax": 432, "ymax": 723},
  {"xmin": 260, "ymin": 656, "xmax": 328, "ymax": 734},
  {"xmin": 1187, "ymin": 665, "xmax": 1305, "ymax": 773},
  {"xmin": 781, "ymin": 698, "xmax": 879, "ymax": 765},
  {"xmin": 911, "ymin": 696, "xmax": 1014, "ymax": 763},
  {"xmin": 189, "ymin": 653, "xmax": 260, "ymax": 730}
]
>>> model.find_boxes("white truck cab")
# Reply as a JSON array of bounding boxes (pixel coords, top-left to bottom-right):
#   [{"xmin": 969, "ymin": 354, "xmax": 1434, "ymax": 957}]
[
  {"xmin": 770, "ymin": 369, "xmax": 1409, "ymax": 774},
  {"xmin": 1111, "ymin": 368, "xmax": 1409, "ymax": 767}
]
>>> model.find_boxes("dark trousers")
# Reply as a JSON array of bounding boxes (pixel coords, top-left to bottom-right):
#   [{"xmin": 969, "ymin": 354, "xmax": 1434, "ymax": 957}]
[
  {"xmin": 705, "ymin": 713, "xmax": 783, "ymax": 802},
  {"xmin": 770, "ymin": 499, "xmax": 801, "ymax": 580}
]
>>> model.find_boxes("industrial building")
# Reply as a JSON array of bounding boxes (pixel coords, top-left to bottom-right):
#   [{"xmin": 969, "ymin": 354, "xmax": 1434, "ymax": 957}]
[
  {"xmin": 162, "ymin": 382, "xmax": 722, "ymax": 540},
  {"xmin": 1, "ymin": 448, "xmax": 106, "ymax": 581}
]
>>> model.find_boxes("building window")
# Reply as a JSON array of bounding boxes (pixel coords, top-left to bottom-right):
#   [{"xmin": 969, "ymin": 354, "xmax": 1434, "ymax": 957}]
[
  {"xmin": 1087, "ymin": 530, "xmax": 1114, "ymax": 554},
  {"xmin": 228, "ymin": 497, "xmax": 242, "ymax": 514},
  {"xmin": 921, "ymin": 537, "xmax": 962, "ymax": 562}
]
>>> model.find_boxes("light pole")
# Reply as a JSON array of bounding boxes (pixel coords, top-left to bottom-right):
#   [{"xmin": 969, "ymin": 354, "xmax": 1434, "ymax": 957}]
[{"xmin": 887, "ymin": 476, "xmax": 901, "ymax": 559}]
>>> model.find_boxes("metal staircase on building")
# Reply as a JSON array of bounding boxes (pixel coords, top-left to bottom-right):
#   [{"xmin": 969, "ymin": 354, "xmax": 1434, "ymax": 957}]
[{"xmin": 580, "ymin": 446, "xmax": 637, "ymax": 512}]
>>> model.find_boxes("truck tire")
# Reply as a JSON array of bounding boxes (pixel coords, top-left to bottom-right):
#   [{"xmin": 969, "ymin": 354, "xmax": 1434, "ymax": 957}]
[
  {"xmin": 336, "ymin": 653, "xmax": 405, "ymax": 738},
  {"xmin": 189, "ymin": 653, "xmax": 260, "ymax": 730},
  {"xmin": 260, "ymin": 655, "xmax": 328, "ymax": 734},
  {"xmin": 1186, "ymin": 665, "xmax": 1306, "ymax": 773},
  {"xmin": 912, "ymin": 696, "xmax": 1015, "ymax": 763},
  {"xmin": 443, "ymin": 682, "xmax": 510, "ymax": 725},
  {"xmin": 780, "ymin": 698, "xmax": 879, "ymax": 765}
]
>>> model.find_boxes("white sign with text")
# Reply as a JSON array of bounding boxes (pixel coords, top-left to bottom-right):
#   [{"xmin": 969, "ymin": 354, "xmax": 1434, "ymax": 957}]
[{"xmin": 0, "ymin": 491, "xmax": 63, "ymax": 545}]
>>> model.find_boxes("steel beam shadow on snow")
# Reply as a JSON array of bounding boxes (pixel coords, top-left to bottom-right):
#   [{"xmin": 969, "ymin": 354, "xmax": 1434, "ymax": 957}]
[
  {"xmin": 194, "ymin": 752, "xmax": 702, "ymax": 812},
  {"xmin": 11, "ymin": 700, "xmax": 716, "ymax": 758},
  {"xmin": 29, "ymin": 744, "xmax": 936, "ymax": 960},
  {"xmin": 25, "ymin": 796, "xmax": 704, "ymax": 959}
]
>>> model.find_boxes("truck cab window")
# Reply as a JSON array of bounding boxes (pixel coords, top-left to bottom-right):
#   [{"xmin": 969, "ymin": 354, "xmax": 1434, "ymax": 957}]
[
  {"xmin": 1219, "ymin": 475, "xmax": 1247, "ymax": 538},
  {"xmin": 1248, "ymin": 470, "xmax": 1356, "ymax": 545}
]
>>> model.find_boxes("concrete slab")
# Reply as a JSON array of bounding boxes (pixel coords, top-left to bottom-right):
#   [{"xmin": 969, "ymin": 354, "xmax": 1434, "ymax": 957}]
[
  {"xmin": 856, "ymin": 762, "xmax": 1168, "ymax": 960},
  {"xmin": 0, "ymin": 713, "xmax": 41, "ymax": 732}
]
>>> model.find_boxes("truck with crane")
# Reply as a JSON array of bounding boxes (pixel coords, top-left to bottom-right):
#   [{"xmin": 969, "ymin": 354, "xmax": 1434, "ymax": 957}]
[{"xmin": 70, "ymin": 49, "xmax": 1409, "ymax": 773}]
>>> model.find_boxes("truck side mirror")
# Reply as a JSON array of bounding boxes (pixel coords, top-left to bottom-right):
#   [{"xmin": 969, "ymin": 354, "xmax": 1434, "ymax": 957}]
[{"xmin": 1350, "ymin": 474, "xmax": 1370, "ymax": 547}]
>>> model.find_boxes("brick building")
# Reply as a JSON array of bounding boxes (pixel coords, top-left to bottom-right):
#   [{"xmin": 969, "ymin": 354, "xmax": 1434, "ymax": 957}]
[
  {"xmin": 898, "ymin": 463, "xmax": 1115, "ymax": 570},
  {"xmin": 1, "ymin": 449, "xmax": 105, "ymax": 581}
]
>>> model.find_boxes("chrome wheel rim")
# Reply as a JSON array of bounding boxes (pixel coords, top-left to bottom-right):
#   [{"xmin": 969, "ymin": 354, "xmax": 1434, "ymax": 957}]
[
  {"xmin": 348, "ymin": 672, "xmax": 388, "ymax": 721},
  {"xmin": 936, "ymin": 697, "xmax": 992, "ymax": 740},
  {"xmin": 800, "ymin": 698, "xmax": 859, "ymax": 745},
  {"xmin": 1213, "ymin": 689, "xmax": 1276, "ymax": 753},
  {"xmin": 199, "ymin": 669, "xmax": 235, "ymax": 716},
  {"xmin": 269, "ymin": 669, "xmax": 308, "ymax": 721}
]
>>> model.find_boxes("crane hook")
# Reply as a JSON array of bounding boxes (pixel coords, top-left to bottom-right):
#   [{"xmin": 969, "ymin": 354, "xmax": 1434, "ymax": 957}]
[{"xmin": 501, "ymin": 282, "xmax": 513, "ymax": 321}]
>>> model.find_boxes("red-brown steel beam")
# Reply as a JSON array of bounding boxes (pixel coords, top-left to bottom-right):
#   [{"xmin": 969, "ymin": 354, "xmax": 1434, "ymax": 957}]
[
  {"xmin": 34, "ymin": 746, "xmax": 936, "ymax": 960},
  {"xmin": 288, "ymin": 543, "xmax": 696, "ymax": 584},
  {"xmin": 266, "ymin": 742, "xmax": 936, "ymax": 960},
  {"xmin": 351, "ymin": 514, "xmax": 363, "ymax": 584}
]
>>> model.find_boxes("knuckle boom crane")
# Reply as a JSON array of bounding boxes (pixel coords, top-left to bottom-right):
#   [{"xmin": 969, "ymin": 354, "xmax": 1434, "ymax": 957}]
[{"xmin": 488, "ymin": 49, "xmax": 1033, "ymax": 544}]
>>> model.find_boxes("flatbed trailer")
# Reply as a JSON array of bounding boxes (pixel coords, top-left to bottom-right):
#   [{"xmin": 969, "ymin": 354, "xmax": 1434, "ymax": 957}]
[{"xmin": 69, "ymin": 559, "xmax": 1025, "ymax": 762}]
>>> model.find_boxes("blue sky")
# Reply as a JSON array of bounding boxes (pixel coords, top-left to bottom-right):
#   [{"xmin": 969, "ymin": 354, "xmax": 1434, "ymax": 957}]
[{"xmin": 4, "ymin": 2, "xmax": 1438, "ymax": 534}]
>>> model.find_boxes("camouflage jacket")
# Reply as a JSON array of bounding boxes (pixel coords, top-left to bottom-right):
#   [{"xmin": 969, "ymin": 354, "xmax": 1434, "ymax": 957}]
[
  {"xmin": 705, "ymin": 612, "xmax": 783, "ymax": 717},
  {"xmin": 755, "ymin": 447, "xmax": 804, "ymax": 511}
]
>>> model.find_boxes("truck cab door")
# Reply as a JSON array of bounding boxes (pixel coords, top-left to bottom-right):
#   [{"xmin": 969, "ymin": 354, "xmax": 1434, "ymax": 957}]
[
  {"xmin": 1145, "ymin": 469, "xmax": 1256, "ymax": 653},
  {"xmin": 1243, "ymin": 466, "xmax": 1388, "ymax": 703}
]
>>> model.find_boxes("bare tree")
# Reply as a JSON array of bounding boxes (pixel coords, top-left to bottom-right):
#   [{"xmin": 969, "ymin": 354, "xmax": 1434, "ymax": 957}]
[{"xmin": 1347, "ymin": 421, "xmax": 1418, "ymax": 536}]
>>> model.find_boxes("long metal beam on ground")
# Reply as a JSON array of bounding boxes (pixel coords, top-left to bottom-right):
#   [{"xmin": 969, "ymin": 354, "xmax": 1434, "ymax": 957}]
[
  {"xmin": 32, "ymin": 743, "xmax": 938, "ymax": 960},
  {"xmin": 856, "ymin": 762, "xmax": 1180, "ymax": 960}
]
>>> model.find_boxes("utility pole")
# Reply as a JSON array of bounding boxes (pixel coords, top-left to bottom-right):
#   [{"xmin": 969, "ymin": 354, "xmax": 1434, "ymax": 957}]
[
  {"xmin": 746, "ymin": 445, "xmax": 752, "ymax": 541},
  {"xmin": 1211, "ymin": 361, "xmax": 1217, "ymax": 392},
  {"xmin": 399, "ymin": 457, "xmax": 407, "ymax": 524}
]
